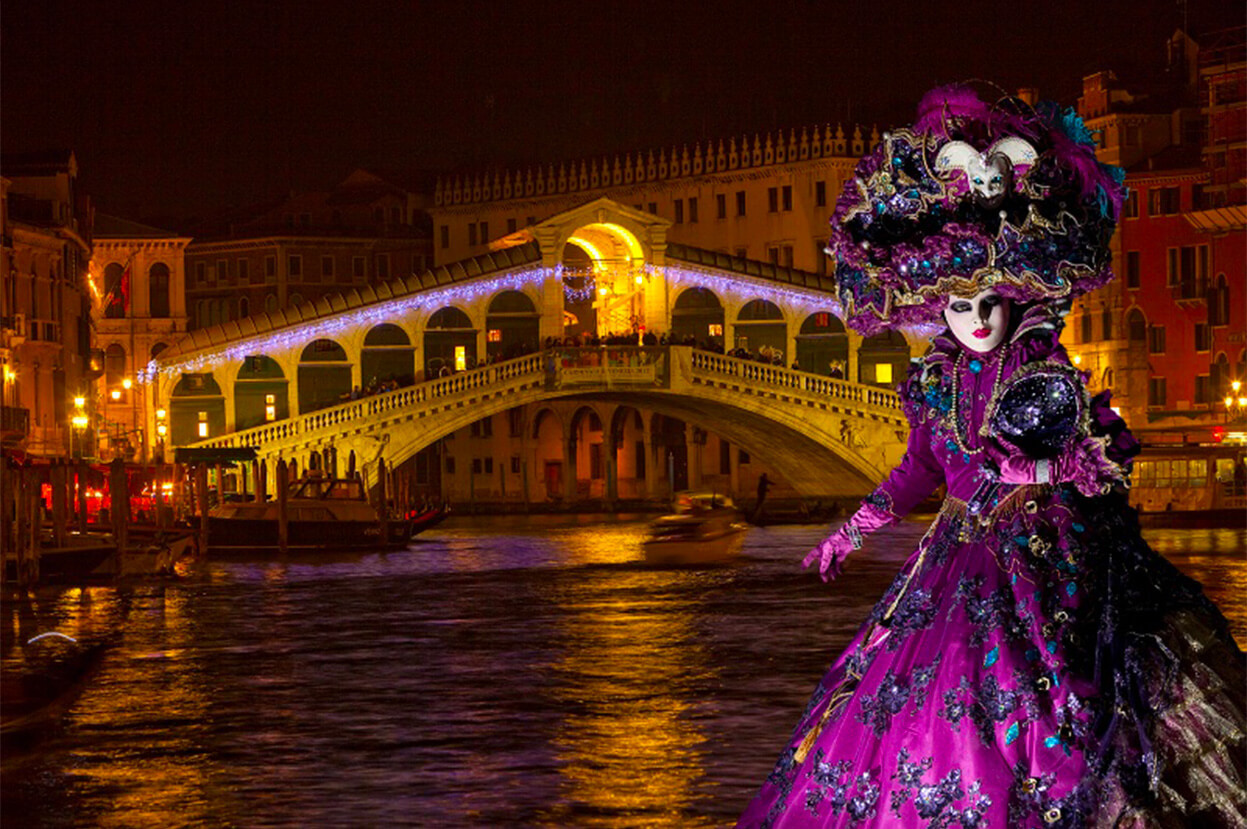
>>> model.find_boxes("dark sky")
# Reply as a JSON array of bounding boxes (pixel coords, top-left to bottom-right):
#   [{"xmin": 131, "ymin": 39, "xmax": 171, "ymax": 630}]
[{"xmin": 3, "ymin": 0, "xmax": 1238, "ymax": 225}]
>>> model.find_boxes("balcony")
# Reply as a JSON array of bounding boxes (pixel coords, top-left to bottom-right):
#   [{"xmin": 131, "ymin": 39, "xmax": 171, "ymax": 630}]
[{"xmin": 1, "ymin": 405, "xmax": 30, "ymax": 446}]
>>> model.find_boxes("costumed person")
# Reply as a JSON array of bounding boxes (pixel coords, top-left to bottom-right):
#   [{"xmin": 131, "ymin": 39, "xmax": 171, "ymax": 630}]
[{"xmin": 737, "ymin": 86, "xmax": 1246, "ymax": 828}]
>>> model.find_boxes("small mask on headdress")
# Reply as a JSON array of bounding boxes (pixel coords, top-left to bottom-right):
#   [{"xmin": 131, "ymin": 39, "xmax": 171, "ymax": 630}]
[{"xmin": 934, "ymin": 137, "xmax": 1038, "ymax": 209}]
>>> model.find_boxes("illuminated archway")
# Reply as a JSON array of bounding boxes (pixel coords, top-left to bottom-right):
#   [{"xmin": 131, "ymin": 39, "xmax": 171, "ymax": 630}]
[{"xmin": 561, "ymin": 222, "xmax": 647, "ymax": 340}]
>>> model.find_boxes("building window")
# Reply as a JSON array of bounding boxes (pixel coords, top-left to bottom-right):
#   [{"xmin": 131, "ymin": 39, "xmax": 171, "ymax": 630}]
[
  {"xmin": 782, "ymin": 245, "xmax": 794, "ymax": 268},
  {"xmin": 216, "ymin": 259, "xmax": 229, "ymax": 283},
  {"xmin": 1101, "ymin": 307, "xmax": 1112, "ymax": 340},
  {"xmin": 782, "ymin": 185, "xmax": 792, "ymax": 211},
  {"xmin": 149, "ymin": 263, "xmax": 170, "ymax": 318},
  {"xmin": 265, "ymin": 256, "xmax": 276, "ymax": 282},
  {"xmin": 1124, "ymin": 190, "xmax": 1138, "ymax": 219},
  {"xmin": 816, "ymin": 240, "xmax": 829, "ymax": 275},
  {"xmin": 377, "ymin": 254, "xmax": 390, "ymax": 280},
  {"xmin": 1195, "ymin": 322, "xmax": 1211, "ymax": 352},
  {"xmin": 507, "ymin": 217, "xmax": 517, "ymax": 234},
  {"xmin": 237, "ymin": 258, "xmax": 250, "ymax": 284},
  {"xmin": 738, "ymin": 449, "xmax": 750, "ymax": 464},
  {"xmin": 479, "ymin": 221, "xmax": 489, "ymax": 243},
  {"xmin": 446, "ymin": 456, "xmax": 456, "ymax": 475},
  {"xmin": 510, "ymin": 456, "xmax": 520, "ymax": 474},
  {"xmin": 1081, "ymin": 312, "xmax": 1093, "ymax": 343},
  {"xmin": 196, "ymin": 262, "xmax": 207, "ymax": 284},
  {"xmin": 468, "ymin": 223, "xmax": 477, "ymax": 246},
  {"xmin": 239, "ymin": 297, "xmax": 249, "ymax": 318},
  {"xmin": 353, "ymin": 256, "xmax": 366, "ymax": 278},
  {"xmin": 688, "ymin": 197, "xmax": 698, "ymax": 223},
  {"xmin": 736, "ymin": 191, "xmax": 746, "ymax": 217},
  {"xmin": 1148, "ymin": 376, "xmax": 1167, "ymax": 408},
  {"xmin": 321, "ymin": 256, "xmax": 334, "ymax": 281},
  {"xmin": 767, "ymin": 247, "xmax": 780, "ymax": 265},
  {"xmin": 768, "ymin": 187, "xmax": 779, "ymax": 213},
  {"xmin": 440, "ymin": 226, "xmax": 450, "ymax": 249},
  {"xmin": 1148, "ymin": 324, "xmax": 1166, "ymax": 354},
  {"xmin": 815, "ymin": 180, "xmax": 827, "ymax": 207},
  {"xmin": 1209, "ymin": 274, "xmax": 1230, "ymax": 326},
  {"xmin": 1166, "ymin": 249, "xmax": 1178, "ymax": 286},
  {"xmin": 647, "ymin": 202, "xmax": 658, "ymax": 215},
  {"xmin": 1195, "ymin": 374, "xmax": 1212, "ymax": 405},
  {"xmin": 265, "ymin": 294, "xmax": 278, "ymax": 313},
  {"xmin": 1149, "ymin": 186, "xmax": 1180, "ymax": 216},
  {"xmin": 735, "ymin": 246, "xmax": 748, "ymax": 260},
  {"xmin": 484, "ymin": 457, "xmax": 494, "ymax": 474},
  {"xmin": 716, "ymin": 193, "xmax": 727, "ymax": 219},
  {"xmin": 1125, "ymin": 251, "xmax": 1140, "ymax": 289},
  {"xmin": 674, "ymin": 199, "xmax": 684, "ymax": 224},
  {"xmin": 1126, "ymin": 308, "xmax": 1146, "ymax": 343},
  {"xmin": 288, "ymin": 255, "xmax": 302, "ymax": 278}
]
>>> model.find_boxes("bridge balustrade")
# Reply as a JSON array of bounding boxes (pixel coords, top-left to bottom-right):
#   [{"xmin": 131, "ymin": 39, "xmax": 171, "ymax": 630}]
[{"xmin": 191, "ymin": 347, "xmax": 900, "ymax": 455}]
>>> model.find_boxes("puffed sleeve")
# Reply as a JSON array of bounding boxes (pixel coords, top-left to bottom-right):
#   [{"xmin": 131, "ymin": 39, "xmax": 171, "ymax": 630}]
[{"xmin": 865, "ymin": 416, "xmax": 947, "ymax": 520}]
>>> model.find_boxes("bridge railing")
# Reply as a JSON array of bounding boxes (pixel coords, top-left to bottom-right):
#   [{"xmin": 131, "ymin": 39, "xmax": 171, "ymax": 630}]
[
  {"xmin": 197, "ymin": 352, "xmax": 547, "ymax": 451},
  {"xmin": 688, "ymin": 349, "xmax": 902, "ymax": 412},
  {"xmin": 192, "ymin": 346, "xmax": 901, "ymax": 453}
]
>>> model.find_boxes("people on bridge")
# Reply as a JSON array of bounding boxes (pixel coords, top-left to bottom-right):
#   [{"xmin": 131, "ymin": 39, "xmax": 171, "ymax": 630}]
[{"xmin": 738, "ymin": 85, "xmax": 1246, "ymax": 828}]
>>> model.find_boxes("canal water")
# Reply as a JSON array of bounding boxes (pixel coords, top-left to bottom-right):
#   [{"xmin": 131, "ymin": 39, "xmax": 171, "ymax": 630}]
[{"xmin": 3, "ymin": 518, "xmax": 1244, "ymax": 827}]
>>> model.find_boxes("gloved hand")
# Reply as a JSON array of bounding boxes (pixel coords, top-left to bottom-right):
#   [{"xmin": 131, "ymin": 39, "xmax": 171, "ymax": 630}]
[
  {"xmin": 997, "ymin": 435, "xmax": 1125, "ymax": 497},
  {"xmin": 802, "ymin": 501, "xmax": 895, "ymax": 581}
]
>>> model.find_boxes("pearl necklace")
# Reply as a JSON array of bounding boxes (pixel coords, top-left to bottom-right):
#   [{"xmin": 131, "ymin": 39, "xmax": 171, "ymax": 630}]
[{"xmin": 946, "ymin": 345, "xmax": 1007, "ymax": 457}]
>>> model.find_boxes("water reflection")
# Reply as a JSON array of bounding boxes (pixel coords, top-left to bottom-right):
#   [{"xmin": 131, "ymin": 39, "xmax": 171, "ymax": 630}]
[{"xmin": 1, "ymin": 519, "xmax": 1242, "ymax": 826}]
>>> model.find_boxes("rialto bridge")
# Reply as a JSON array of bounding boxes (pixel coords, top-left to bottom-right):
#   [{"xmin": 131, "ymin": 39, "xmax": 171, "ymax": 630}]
[{"xmin": 148, "ymin": 199, "xmax": 920, "ymax": 503}]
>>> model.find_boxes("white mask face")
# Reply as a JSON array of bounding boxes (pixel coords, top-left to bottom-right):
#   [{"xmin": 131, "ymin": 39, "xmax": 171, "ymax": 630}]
[{"xmin": 943, "ymin": 289, "xmax": 1010, "ymax": 353}]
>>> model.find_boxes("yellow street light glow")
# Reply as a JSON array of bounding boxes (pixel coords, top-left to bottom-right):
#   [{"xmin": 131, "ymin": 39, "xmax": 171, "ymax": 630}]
[
  {"xmin": 1071, "ymin": 354, "xmax": 1082, "ymax": 366},
  {"xmin": 1238, "ymin": 397, "xmax": 1247, "ymax": 407},
  {"xmin": 156, "ymin": 408, "xmax": 167, "ymax": 419},
  {"xmin": 74, "ymin": 396, "xmax": 86, "ymax": 409},
  {"xmin": 122, "ymin": 378, "xmax": 133, "ymax": 389},
  {"xmin": 110, "ymin": 389, "xmax": 122, "ymax": 400},
  {"xmin": 1226, "ymin": 396, "xmax": 1235, "ymax": 408},
  {"xmin": 567, "ymin": 235, "xmax": 607, "ymax": 262},
  {"xmin": 635, "ymin": 275, "xmax": 644, "ymax": 284},
  {"xmin": 72, "ymin": 415, "xmax": 89, "ymax": 428},
  {"xmin": 1233, "ymin": 380, "xmax": 1243, "ymax": 393},
  {"xmin": 156, "ymin": 423, "xmax": 168, "ymax": 436}
]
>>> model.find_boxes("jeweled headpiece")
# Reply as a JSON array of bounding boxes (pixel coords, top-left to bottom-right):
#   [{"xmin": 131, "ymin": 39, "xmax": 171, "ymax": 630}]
[{"xmin": 830, "ymin": 85, "xmax": 1127, "ymax": 335}]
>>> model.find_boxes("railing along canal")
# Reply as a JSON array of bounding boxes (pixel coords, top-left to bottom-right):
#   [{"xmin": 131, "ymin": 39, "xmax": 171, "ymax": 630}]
[{"xmin": 688, "ymin": 350, "xmax": 902, "ymax": 411}]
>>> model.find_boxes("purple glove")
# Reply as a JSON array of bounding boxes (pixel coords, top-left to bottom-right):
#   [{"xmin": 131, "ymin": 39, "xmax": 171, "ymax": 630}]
[
  {"xmin": 802, "ymin": 502, "xmax": 895, "ymax": 581},
  {"xmin": 997, "ymin": 436, "xmax": 1124, "ymax": 497}
]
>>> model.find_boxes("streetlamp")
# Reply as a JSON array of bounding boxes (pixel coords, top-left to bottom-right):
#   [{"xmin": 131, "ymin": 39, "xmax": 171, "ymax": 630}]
[{"xmin": 71, "ymin": 395, "xmax": 89, "ymax": 459}]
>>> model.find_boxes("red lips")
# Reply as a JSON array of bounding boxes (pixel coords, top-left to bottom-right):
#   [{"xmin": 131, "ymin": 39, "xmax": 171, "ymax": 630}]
[{"xmin": 972, "ymin": 327, "xmax": 992, "ymax": 339}]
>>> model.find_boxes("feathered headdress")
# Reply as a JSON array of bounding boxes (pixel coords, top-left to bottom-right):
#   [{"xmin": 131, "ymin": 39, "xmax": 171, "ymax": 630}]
[{"xmin": 830, "ymin": 85, "xmax": 1127, "ymax": 335}]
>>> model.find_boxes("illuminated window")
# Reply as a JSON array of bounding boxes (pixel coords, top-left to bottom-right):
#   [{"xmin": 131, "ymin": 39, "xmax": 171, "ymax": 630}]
[
  {"xmin": 708, "ymin": 323, "xmax": 723, "ymax": 337},
  {"xmin": 198, "ymin": 411, "xmax": 209, "ymax": 438},
  {"xmin": 454, "ymin": 346, "xmax": 467, "ymax": 371},
  {"xmin": 875, "ymin": 363, "xmax": 894, "ymax": 384},
  {"xmin": 487, "ymin": 329, "xmax": 502, "ymax": 343},
  {"xmin": 265, "ymin": 393, "xmax": 277, "ymax": 422}
]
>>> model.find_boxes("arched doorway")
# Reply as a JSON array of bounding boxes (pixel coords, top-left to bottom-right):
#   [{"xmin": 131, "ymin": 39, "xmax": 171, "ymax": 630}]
[
  {"xmin": 485, "ymin": 291, "xmax": 540, "ymax": 359},
  {"xmin": 569, "ymin": 406, "xmax": 605, "ymax": 499},
  {"xmin": 362, "ymin": 324, "xmax": 415, "ymax": 388},
  {"xmin": 297, "ymin": 339, "xmax": 352, "ymax": 413},
  {"xmin": 104, "ymin": 262, "xmax": 126, "ymax": 318},
  {"xmin": 671, "ymin": 287, "xmax": 725, "ymax": 348},
  {"xmin": 532, "ymin": 408, "xmax": 564, "ymax": 500},
  {"xmin": 796, "ymin": 311, "xmax": 848, "ymax": 375},
  {"xmin": 170, "ymin": 373, "xmax": 225, "ymax": 445},
  {"xmin": 423, "ymin": 306, "xmax": 476, "ymax": 376},
  {"xmin": 1126, "ymin": 308, "xmax": 1147, "ymax": 345},
  {"xmin": 235, "ymin": 355, "xmax": 289, "ymax": 431},
  {"xmin": 650, "ymin": 413, "xmax": 688, "ymax": 494},
  {"xmin": 609, "ymin": 406, "xmax": 647, "ymax": 498},
  {"xmin": 733, "ymin": 299, "xmax": 787, "ymax": 360},
  {"xmin": 859, "ymin": 330, "xmax": 910, "ymax": 386}
]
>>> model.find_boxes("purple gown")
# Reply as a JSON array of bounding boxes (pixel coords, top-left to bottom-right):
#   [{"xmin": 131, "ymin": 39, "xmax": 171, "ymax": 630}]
[{"xmin": 738, "ymin": 328, "xmax": 1246, "ymax": 828}]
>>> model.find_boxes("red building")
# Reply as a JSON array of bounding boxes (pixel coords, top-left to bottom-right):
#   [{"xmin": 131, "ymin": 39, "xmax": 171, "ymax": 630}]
[{"xmin": 1072, "ymin": 27, "xmax": 1245, "ymax": 440}]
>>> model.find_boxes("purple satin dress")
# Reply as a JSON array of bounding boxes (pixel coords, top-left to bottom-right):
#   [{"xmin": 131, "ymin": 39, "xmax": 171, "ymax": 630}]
[{"xmin": 738, "ymin": 332, "xmax": 1246, "ymax": 828}]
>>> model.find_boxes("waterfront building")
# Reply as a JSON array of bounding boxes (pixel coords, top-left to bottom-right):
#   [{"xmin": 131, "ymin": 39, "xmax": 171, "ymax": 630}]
[
  {"xmin": 91, "ymin": 214, "xmax": 191, "ymax": 462},
  {"xmin": 428, "ymin": 124, "xmax": 877, "ymax": 295},
  {"xmin": 0, "ymin": 152, "xmax": 96, "ymax": 459},
  {"xmin": 184, "ymin": 169, "xmax": 433, "ymax": 331},
  {"xmin": 1072, "ymin": 27, "xmax": 1246, "ymax": 438}
]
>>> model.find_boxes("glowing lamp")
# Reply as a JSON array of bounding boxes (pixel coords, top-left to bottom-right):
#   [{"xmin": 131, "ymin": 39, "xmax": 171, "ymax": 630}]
[
  {"xmin": 1071, "ymin": 354, "xmax": 1082, "ymax": 366},
  {"xmin": 156, "ymin": 408, "xmax": 167, "ymax": 420},
  {"xmin": 72, "ymin": 415, "xmax": 89, "ymax": 429},
  {"xmin": 110, "ymin": 389, "xmax": 122, "ymax": 401},
  {"xmin": 156, "ymin": 423, "xmax": 168, "ymax": 436},
  {"xmin": 634, "ymin": 275, "xmax": 643, "ymax": 284},
  {"xmin": 122, "ymin": 378, "xmax": 133, "ymax": 390},
  {"xmin": 74, "ymin": 396, "xmax": 86, "ymax": 409},
  {"xmin": 1238, "ymin": 397, "xmax": 1247, "ymax": 407},
  {"xmin": 1233, "ymin": 380, "xmax": 1242, "ymax": 393},
  {"xmin": 1226, "ymin": 396, "xmax": 1235, "ymax": 408},
  {"xmin": 198, "ymin": 422, "xmax": 209, "ymax": 438},
  {"xmin": 876, "ymin": 363, "xmax": 893, "ymax": 384}
]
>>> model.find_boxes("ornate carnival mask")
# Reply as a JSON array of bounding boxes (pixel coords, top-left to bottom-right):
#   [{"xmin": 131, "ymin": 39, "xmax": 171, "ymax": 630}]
[{"xmin": 935, "ymin": 137, "xmax": 1038, "ymax": 209}]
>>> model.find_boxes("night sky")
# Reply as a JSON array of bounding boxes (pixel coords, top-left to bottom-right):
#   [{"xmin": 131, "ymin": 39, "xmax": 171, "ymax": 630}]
[{"xmin": 3, "ymin": 0, "xmax": 1237, "ymax": 226}]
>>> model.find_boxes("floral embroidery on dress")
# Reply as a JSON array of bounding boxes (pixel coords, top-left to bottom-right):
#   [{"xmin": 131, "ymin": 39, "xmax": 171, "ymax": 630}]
[{"xmin": 856, "ymin": 654, "xmax": 942, "ymax": 737}]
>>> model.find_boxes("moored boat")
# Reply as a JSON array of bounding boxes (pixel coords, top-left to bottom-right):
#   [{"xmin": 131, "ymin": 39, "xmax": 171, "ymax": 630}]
[{"xmin": 207, "ymin": 472, "xmax": 413, "ymax": 552}]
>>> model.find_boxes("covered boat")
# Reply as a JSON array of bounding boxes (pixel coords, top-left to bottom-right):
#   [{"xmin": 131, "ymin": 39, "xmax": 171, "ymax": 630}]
[{"xmin": 207, "ymin": 472, "xmax": 413, "ymax": 552}]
